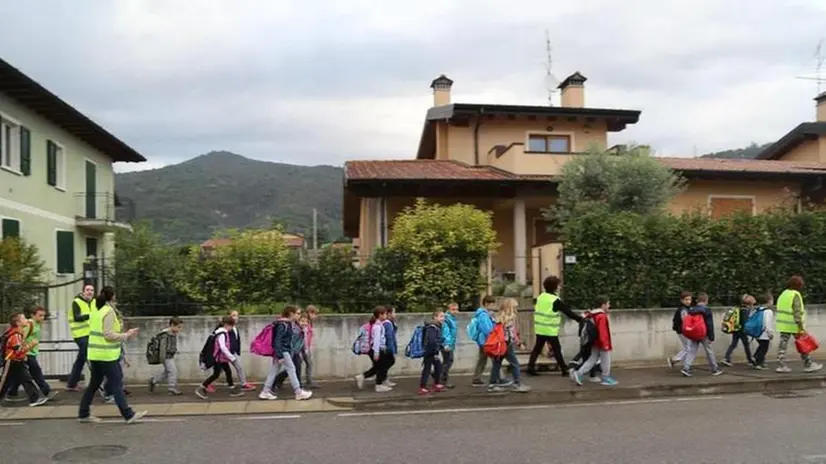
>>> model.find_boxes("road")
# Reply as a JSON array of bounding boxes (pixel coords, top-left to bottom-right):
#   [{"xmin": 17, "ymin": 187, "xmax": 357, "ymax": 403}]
[{"xmin": 3, "ymin": 391, "xmax": 825, "ymax": 464}]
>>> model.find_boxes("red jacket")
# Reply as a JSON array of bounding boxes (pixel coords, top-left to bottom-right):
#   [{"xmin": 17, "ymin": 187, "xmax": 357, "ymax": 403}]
[
  {"xmin": 586, "ymin": 309, "xmax": 612, "ymax": 351},
  {"xmin": 3, "ymin": 328, "xmax": 28, "ymax": 362}
]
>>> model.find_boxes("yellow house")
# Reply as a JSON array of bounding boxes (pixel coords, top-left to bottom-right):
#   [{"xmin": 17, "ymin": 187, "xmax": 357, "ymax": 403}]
[{"xmin": 343, "ymin": 73, "xmax": 826, "ymax": 287}]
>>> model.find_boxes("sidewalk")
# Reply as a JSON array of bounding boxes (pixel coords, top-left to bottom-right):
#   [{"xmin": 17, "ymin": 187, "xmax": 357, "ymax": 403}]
[{"xmin": 1, "ymin": 361, "xmax": 824, "ymax": 420}]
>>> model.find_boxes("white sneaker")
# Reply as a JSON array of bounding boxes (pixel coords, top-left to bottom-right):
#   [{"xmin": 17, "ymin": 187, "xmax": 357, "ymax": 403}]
[
  {"xmin": 258, "ymin": 391, "xmax": 278, "ymax": 401},
  {"xmin": 775, "ymin": 365, "xmax": 792, "ymax": 373},
  {"xmin": 127, "ymin": 410, "xmax": 147, "ymax": 424},
  {"xmin": 78, "ymin": 416, "xmax": 102, "ymax": 423},
  {"xmin": 588, "ymin": 376, "xmax": 602, "ymax": 383},
  {"xmin": 804, "ymin": 362, "xmax": 823, "ymax": 373},
  {"xmin": 28, "ymin": 397, "xmax": 49, "ymax": 407},
  {"xmin": 385, "ymin": 379, "xmax": 397, "ymax": 387},
  {"xmin": 375, "ymin": 384, "xmax": 393, "ymax": 393},
  {"xmin": 295, "ymin": 390, "xmax": 313, "ymax": 401},
  {"xmin": 355, "ymin": 374, "xmax": 365, "ymax": 390}
]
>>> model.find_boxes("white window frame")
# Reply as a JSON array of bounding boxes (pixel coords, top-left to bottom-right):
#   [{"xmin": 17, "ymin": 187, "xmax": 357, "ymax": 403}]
[
  {"xmin": 0, "ymin": 112, "xmax": 22, "ymax": 175},
  {"xmin": 1, "ymin": 216, "xmax": 22, "ymax": 239},
  {"xmin": 525, "ymin": 131, "xmax": 576, "ymax": 154},
  {"xmin": 53, "ymin": 140, "xmax": 68, "ymax": 191},
  {"xmin": 707, "ymin": 195, "xmax": 757, "ymax": 216}
]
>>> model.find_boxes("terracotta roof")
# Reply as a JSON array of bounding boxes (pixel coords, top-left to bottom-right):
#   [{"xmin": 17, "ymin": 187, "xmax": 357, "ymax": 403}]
[
  {"xmin": 345, "ymin": 160, "xmax": 531, "ymax": 181},
  {"xmin": 658, "ymin": 157, "xmax": 826, "ymax": 175}
]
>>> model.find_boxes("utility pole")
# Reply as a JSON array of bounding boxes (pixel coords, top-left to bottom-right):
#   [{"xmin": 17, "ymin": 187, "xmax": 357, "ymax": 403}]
[{"xmin": 312, "ymin": 208, "xmax": 318, "ymax": 250}]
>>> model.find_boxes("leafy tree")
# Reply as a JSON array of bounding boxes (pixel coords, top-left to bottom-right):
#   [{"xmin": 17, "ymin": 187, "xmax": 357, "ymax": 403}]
[{"xmin": 0, "ymin": 238, "xmax": 46, "ymax": 320}]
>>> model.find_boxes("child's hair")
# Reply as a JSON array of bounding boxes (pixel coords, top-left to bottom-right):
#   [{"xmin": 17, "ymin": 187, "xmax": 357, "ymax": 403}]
[
  {"xmin": 221, "ymin": 315, "xmax": 236, "ymax": 326},
  {"xmin": 432, "ymin": 309, "xmax": 444, "ymax": 319},
  {"xmin": 741, "ymin": 294, "xmax": 756, "ymax": 306},
  {"xmin": 299, "ymin": 313, "xmax": 309, "ymax": 322},
  {"xmin": 447, "ymin": 302, "xmax": 459, "ymax": 311},
  {"xmin": 169, "ymin": 316, "xmax": 183, "ymax": 326},
  {"xmin": 787, "ymin": 275, "xmax": 804, "ymax": 290},
  {"xmin": 756, "ymin": 292, "xmax": 773, "ymax": 305},
  {"xmin": 305, "ymin": 305, "xmax": 318, "ymax": 315},
  {"xmin": 8, "ymin": 311, "xmax": 24, "ymax": 326},
  {"xmin": 370, "ymin": 306, "xmax": 388, "ymax": 324},
  {"xmin": 679, "ymin": 291, "xmax": 692, "ymax": 300},
  {"xmin": 696, "ymin": 292, "xmax": 709, "ymax": 304},
  {"xmin": 594, "ymin": 295, "xmax": 609, "ymax": 308},
  {"xmin": 281, "ymin": 305, "xmax": 299, "ymax": 318},
  {"xmin": 496, "ymin": 298, "xmax": 518, "ymax": 325},
  {"xmin": 482, "ymin": 295, "xmax": 496, "ymax": 306},
  {"xmin": 228, "ymin": 309, "xmax": 239, "ymax": 316}
]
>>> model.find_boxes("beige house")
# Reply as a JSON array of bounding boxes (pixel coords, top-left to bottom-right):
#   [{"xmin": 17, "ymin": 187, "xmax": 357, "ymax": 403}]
[{"xmin": 344, "ymin": 73, "xmax": 826, "ymax": 288}]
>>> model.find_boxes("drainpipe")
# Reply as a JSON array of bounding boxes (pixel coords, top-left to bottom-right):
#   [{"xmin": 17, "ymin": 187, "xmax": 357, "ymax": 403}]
[{"xmin": 473, "ymin": 108, "xmax": 485, "ymax": 165}]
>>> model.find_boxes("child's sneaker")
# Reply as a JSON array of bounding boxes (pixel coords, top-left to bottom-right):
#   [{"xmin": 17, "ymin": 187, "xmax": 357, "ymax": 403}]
[
  {"xmin": 588, "ymin": 376, "xmax": 602, "ymax": 383},
  {"xmin": 804, "ymin": 362, "xmax": 824, "ymax": 373},
  {"xmin": 384, "ymin": 378, "xmax": 397, "ymax": 387},
  {"xmin": 511, "ymin": 383, "xmax": 532, "ymax": 393},
  {"xmin": 775, "ymin": 365, "xmax": 792, "ymax": 373},
  {"xmin": 711, "ymin": 369, "xmax": 724, "ymax": 376},
  {"xmin": 148, "ymin": 378, "xmax": 156, "ymax": 393},
  {"xmin": 471, "ymin": 379, "xmax": 486, "ymax": 387},
  {"xmin": 228, "ymin": 387, "xmax": 244, "ymax": 397},
  {"xmin": 241, "ymin": 383, "xmax": 256, "ymax": 391},
  {"xmin": 168, "ymin": 389, "xmax": 183, "ymax": 396},
  {"xmin": 666, "ymin": 357, "xmax": 674, "ymax": 369},
  {"xmin": 126, "ymin": 410, "xmax": 148, "ymax": 424},
  {"xmin": 754, "ymin": 364, "xmax": 767, "ymax": 370},
  {"xmin": 569, "ymin": 369, "xmax": 583, "ymax": 386},
  {"xmin": 354, "ymin": 374, "xmax": 365, "ymax": 390},
  {"xmin": 195, "ymin": 386, "xmax": 208, "ymax": 400},
  {"xmin": 486, "ymin": 384, "xmax": 504, "ymax": 393},
  {"xmin": 65, "ymin": 385, "xmax": 83, "ymax": 392},
  {"xmin": 680, "ymin": 368, "xmax": 692, "ymax": 377},
  {"xmin": 433, "ymin": 384, "xmax": 446, "ymax": 393},
  {"xmin": 721, "ymin": 360, "xmax": 733, "ymax": 367},
  {"xmin": 258, "ymin": 391, "xmax": 277, "ymax": 400},
  {"xmin": 29, "ymin": 397, "xmax": 49, "ymax": 407},
  {"xmin": 103, "ymin": 395, "xmax": 115, "ymax": 404},
  {"xmin": 417, "ymin": 387, "xmax": 431, "ymax": 395},
  {"xmin": 375, "ymin": 384, "xmax": 393, "ymax": 393},
  {"xmin": 205, "ymin": 384, "xmax": 216, "ymax": 393},
  {"xmin": 295, "ymin": 389, "xmax": 313, "ymax": 401},
  {"xmin": 77, "ymin": 416, "xmax": 102, "ymax": 423},
  {"xmin": 600, "ymin": 376, "xmax": 619, "ymax": 386}
]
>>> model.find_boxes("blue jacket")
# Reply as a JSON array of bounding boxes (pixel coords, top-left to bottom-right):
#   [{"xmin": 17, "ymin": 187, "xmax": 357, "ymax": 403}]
[
  {"xmin": 442, "ymin": 312, "xmax": 457, "ymax": 350},
  {"xmin": 382, "ymin": 320, "xmax": 398, "ymax": 355},
  {"xmin": 689, "ymin": 304, "xmax": 715, "ymax": 342},
  {"xmin": 423, "ymin": 322, "xmax": 444, "ymax": 357},
  {"xmin": 471, "ymin": 308, "xmax": 495, "ymax": 346},
  {"xmin": 271, "ymin": 319, "xmax": 293, "ymax": 359}
]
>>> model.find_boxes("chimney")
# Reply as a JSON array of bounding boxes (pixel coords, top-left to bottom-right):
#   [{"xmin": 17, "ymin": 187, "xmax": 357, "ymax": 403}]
[
  {"xmin": 816, "ymin": 91, "xmax": 826, "ymax": 122},
  {"xmin": 558, "ymin": 71, "xmax": 587, "ymax": 108},
  {"xmin": 430, "ymin": 74, "xmax": 453, "ymax": 107}
]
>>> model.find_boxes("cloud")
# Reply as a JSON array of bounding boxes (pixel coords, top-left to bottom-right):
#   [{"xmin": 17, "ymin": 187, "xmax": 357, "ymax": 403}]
[{"xmin": 0, "ymin": 0, "xmax": 824, "ymax": 171}]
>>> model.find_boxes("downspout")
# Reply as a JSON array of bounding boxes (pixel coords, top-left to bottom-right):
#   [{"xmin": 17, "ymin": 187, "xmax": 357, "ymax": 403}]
[{"xmin": 473, "ymin": 108, "xmax": 485, "ymax": 165}]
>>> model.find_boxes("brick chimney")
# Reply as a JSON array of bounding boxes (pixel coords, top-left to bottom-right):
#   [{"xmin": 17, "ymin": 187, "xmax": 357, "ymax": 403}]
[
  {"xmin": 430, "ymin": 74, "xmax": 453, "ymax": 107},
  {"xmin": 558, "ymin": 71, "xmax": 587, "ymax": 108},
  {"xmin": 816, "ymin": 91, "xmax": 826, "ymax": 122}
]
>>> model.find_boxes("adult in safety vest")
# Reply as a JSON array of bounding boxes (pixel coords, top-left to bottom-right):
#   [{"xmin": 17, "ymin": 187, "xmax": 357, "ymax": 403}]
[
  {"xmin": 775, "ymin": 275, "xmax": 822, "ymax": 374},
  {"xmin": 66, "ymin": 284, "xmax": 96, "ymax": 390},
  {"xmin": 78, "ymin": 286, "xmax": 146, "ymax": 424},
  {"xmin": 527, "ymin": 276, "xmax": 583, "ymax": 377}
]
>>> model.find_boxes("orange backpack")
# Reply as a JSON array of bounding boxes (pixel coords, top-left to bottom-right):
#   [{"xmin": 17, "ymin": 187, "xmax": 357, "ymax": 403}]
[{"xmin": 483, "ymin": 323, "xmax": 508, "ymax": 358}]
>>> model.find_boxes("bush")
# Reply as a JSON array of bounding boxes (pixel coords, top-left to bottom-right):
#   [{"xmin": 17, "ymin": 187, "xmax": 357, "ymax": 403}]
[{"xmin": 0, "ymin": 237, "xmax": 46, "ymax": 320}]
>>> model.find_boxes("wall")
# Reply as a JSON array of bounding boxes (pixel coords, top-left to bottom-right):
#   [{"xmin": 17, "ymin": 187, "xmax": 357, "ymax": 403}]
[
  {"xmin": 668, "ymin": 179, "xmax": 799, "ymax": 215},
  {"xmin": 55, "ymin": 306, "xmax": 825, "ymax": 383},
  {"xmin": 778, "ymin": 138, "xmax": 823, "ymax": 163}
]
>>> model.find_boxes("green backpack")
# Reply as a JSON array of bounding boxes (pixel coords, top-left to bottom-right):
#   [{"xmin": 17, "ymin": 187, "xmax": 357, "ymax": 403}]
[{"xmin": 721, "ymin": 307, "xmax": 740, "ymax": 334}]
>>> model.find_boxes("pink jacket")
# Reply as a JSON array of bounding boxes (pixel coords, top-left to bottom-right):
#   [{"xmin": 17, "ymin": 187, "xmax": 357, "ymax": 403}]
[{"xmin": 303, "ymin": 323, "xmax": 314, "ymax": 351}]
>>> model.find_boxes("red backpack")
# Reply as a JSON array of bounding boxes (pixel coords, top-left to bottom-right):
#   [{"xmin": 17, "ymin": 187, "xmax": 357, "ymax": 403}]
[
  {"xmin": 682, "ymin": 313, "xmax": 707, "ymax": 341},
  {"xmin": 483, "ymin": 323, "xmax": 508, "ymax": 358}
]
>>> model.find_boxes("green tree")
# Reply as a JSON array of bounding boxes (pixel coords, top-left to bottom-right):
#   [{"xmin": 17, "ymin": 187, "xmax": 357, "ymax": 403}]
[{"xmin": 0, "ymin": 238, "xmax": 46, "ymax": 320}]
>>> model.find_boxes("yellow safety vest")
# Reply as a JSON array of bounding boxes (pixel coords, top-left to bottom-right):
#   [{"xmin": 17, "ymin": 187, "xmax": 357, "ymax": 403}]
[
  {"xmin": 87, "ymin": 304, "xmax": 122, "ymax": 362},
  {"xmin": 534, "ymin": 292, "xmax": 561, "ymax": 336},
  {"xmin": 69, "ymin": 297, "xmax": 92, "ymax": 338},
  {"xmin": 776, "ymin": 289, "xmax": 805, "ymax": 334}
]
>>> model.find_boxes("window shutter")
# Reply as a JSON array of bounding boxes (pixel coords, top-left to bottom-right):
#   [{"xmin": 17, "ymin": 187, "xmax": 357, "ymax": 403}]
[
  {"xmin": 20, "ymin": 127, "xmax": 31, "ymax": 176},
  {"xmin": 2, "ymin": 219, "xmax": 20, "ymax": 239},
  {"xmin": 47, "ymin": 140, "xmax": 57, "ymax": 186},
  {"xmin": 56, "ymin": 230, "xmax": 75, "ymax": 274}
]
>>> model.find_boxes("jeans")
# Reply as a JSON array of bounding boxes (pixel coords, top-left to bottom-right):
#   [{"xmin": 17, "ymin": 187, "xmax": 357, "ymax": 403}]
[
  {"xmin": 300, "ymin": 349, "xmax": 314, "ymax": 385},
  {"xmin": 754, "ymin": 339, "xmax": 771, "ymax": 366},
  {"xmin": 264, "ymin": 355, "xmax": 301, "ymax": 393},
  {"xmin": 7, "ymin": 355, "xmax": 50, "ymax": 396},
  {"xmin": 275, "ymin": 353, "xmax": 302, "ymax": 389},
  {"xmin": 441, "ymin": 349, "xmax": 454, "ymax": 384},
  {"xmin": 67, "ymin": 336, "xmax": 89, "ymax": 388},
  {"xmin": 363, "ymin": 350, "xmax": 393, "ymax": 385},
  {"xmin": 528, "ymin": 334, "xmax": 567, "ymax": 373},
  {"xmin": 152, "ymin": 359, "xmax": 179, "ymax": 390},
  {"xmin": 79, "ymin": 360, "xmax": 134, "ymax": 420},
  {"xmin": 777, "ymin": 332, "xmax": 813, "ymax": 368},
  {"xmin": 203, "ymin": 363, "xmax": 233, "ymax": 387},
  {"xmin": 671, "ymin": 334, "xmax": 690, "ymax": 363},
  {"xmin": 724, "ymin": 332, "xmax": 754, "ymax": 364},
  {"xmin": 420, "ymin": 353, "xmax": 443, "ymax": 388},
  {"xmin": 490, "ymin": 344, "xmax": 522, "ymax": 385},
  {"xmin": 572, "ymin": 346, "xmax": 602, "ymax": 377},
  {"xmin": 576, "ymin": 348, "xmax": 612, "ymax": 378},
  {"xmin": 0, "ymin": 361, "xmax": 40, "ymax": 403},
  {"xmin": 472, "ymin": 347, "xmax": 488, "ymax": 382},
  {"xmin": 229, "ymin": 357, "xmax": 247, "ymax": 385},
  {"xmin": 683, "ymin": 338, "xmax": 719, "ymax": 372}
]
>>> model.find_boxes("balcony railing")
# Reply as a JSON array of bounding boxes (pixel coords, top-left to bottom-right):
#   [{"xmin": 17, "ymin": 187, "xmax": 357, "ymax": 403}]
[{"xmin": 73, "ymin": 192, "xmax": 135, "ymax": 231}]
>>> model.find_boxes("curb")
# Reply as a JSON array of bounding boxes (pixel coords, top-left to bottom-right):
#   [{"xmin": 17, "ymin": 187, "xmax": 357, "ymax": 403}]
[{"xmin": 326, "ymin": 375, "xmax": 826, "ymax": 411}]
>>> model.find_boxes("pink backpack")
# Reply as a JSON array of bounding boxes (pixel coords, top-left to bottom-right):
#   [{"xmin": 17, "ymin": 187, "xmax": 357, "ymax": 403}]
[{"xmin": 250, "ymin": 323, "xmax": 275, "ymax": 357}]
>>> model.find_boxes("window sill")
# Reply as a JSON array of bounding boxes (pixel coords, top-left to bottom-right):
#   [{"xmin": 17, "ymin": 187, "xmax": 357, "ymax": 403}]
[
  {"xmin": 524, "ymin": 151, "xmax": 573, "ymax": 155},
  {"xmin": 1, "ymin": 165, "xmax": 22, "ymax": 176},
  {"xmin": 53, "ymin": 185, "xmax": 67, "ymax": 192}
]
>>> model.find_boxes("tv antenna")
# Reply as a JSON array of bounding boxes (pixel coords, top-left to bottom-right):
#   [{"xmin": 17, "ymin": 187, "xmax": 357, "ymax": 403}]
[
  {"xmin": 796, "ymin": 39, "xmax": 825, "ymax": 94},
  {"xmin": 544, "ymin": 29, "xmax": 560, "ymax": 106}
]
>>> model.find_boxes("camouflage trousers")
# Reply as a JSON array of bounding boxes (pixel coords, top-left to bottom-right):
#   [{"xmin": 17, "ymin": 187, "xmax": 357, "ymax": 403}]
[{"xmin": 777, "ymin": 332, "xmax": 812, "ymax": 368}]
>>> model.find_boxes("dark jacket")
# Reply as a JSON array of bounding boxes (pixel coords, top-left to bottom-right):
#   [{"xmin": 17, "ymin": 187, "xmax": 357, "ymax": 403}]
[
  {"xmin": 271, "ymin": 319, "xmax": 293, "ymax": 360},
  {"xmin": 383, "ymin": 320, "xmax": 398, "ymax": 355},
  {"xmin": 688, "ymin": 304, "xmax": 715, "ymax": 342},
  {"xmin": 553, "ymin": 297, "xmax": 584, "ymax": 324},
  {"xmin": 71, "ymin": 294, "xmax": 91, "ymax": 324},
  {"xmin": 422, "ymin": 322, "xmax": 444, "ymax": 357},
  {"xmin": 672, "ymin": 304, "xmax": 690, "ymax": 334},
  {"xmin": 229, "ymin": 328, "xmax": 241, "ymax": 355},
  {"xmin": 157, "ymin": 329, "xmax": 178, "ymax": 359}
]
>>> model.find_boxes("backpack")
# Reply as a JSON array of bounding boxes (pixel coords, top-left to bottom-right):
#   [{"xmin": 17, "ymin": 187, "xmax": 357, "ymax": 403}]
[
  {"xmin": 351, "ymin": 322, "xmax": 373, "ymax": 355},
  {"xmin": 483, "ymin": 323, "xmax": 508, "ymax": 358},
  {"xmin": 250, "ymin": 323, "xmax": 275, "ymax": 357},
  {"xmin": 468, "ymin": 312, "xmax": 494, "ymax": 347},
  {"xmin": 0, "ymin": 328, "xmax": 12, "ymax": 369},
  {"xmin": 743, "ymin": 308, "xmax": 766, "ymax": 338},
  {"xmin": 145, "ymin": 332, "xmax": 163, "ymax": 365},
  {"xmin": 466, "ymin": 318, "xmax": 479, "ymax": 344},
  {"xmin": 199, "ymin": 332, "xmax": 218, "ymax": 369},
  {"xmin": 682, "ymin": 313, "xmax": 707, "ymax": 341},
  {"xmin": 405, "ymin": 325, "xmax": 426, "ymax": 359},
  {"xmin": 579, "ymin": 318, "xmax": 598, "ymax": 347},
  {"xmin": 721, "ymin": 307, "xmax": 741, "ymax": 334}
]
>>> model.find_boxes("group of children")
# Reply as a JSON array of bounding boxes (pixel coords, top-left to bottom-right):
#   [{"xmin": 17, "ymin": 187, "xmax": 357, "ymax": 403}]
[{"xmin": 0, "ymin": 308, "xmax": 54, "ymax": 407}]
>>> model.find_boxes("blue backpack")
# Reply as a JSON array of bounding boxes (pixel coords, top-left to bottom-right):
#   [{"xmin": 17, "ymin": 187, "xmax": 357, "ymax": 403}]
[
  {"xmin": 468, "ymin": 312, "xmax": 494, "ymax": 346},
  {"xmin": 743, "ymin": 308, "xmax": 766, "ymax": 338},
  {"xmin": 405, "ymin": 325, "xmax": 425, "ymax": 359}
]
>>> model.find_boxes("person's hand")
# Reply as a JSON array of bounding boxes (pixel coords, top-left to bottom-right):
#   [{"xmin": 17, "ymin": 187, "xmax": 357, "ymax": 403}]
[
  {"xmin": 30, "ymin": 340, "xmax": 39, "ymax": 347},
  {"xmin": 124, "ymin": 359, "xmax": 131, "ymax": 368},
  {"xmin": 127, "ymin": 328, "xmax": 139, "ymax": 338},
  {"xmin": 444, "ymin": 346, "xmax": 451, "ymax": 352},
  {"xmin": 277, "ymin": 357, "xmax": 285, "ymax": 364},
  {"xmin": 518, "ymin": 343, "xmax": 526, "ymax": 350},
  {"xmin": 373, "ymin": 354, "xmax": 380, "ymax": 362},
  {"xmin": 769, "ymin": 333, "xmax": 775, "ymax": 340}
]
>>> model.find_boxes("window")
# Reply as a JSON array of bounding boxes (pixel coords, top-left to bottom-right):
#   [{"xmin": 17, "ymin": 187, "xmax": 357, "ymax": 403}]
[
  {"xmin": 2, "ymin": 218, "xmax": 20, "ymax": 239},
  {"xmin": 56, "ymin": 230, "xmax": 75, "ymax": 274},
  {"xmin": 47, "ymin": 140, "xmax": 66, "ymax": 189},
  {"xmin": 1, "ymin": 116, "xmax": 21, "ymax": 172},
  {"xmin": 86, "ymin": 236, "xmax": 98, "ymax": 258},
  {"xmin": 709, "ymin": 196, "xmax": 754, "ymax": 219},
  {"xmin": 527, "ymin": 134, "xmax": 571, "ymax": 153}
]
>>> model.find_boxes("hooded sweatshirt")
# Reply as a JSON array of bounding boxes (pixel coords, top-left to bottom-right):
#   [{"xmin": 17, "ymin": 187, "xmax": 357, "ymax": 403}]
[
  {"xmin": 442, "ymin": 312, "xmax": 457, "ymax": 350},
  {"xmin": 213, "ymin": 327, "xmax": 235, "ymax": 363},
  {"xmin": 423, "ymin": 321, "xmax": 444, "ymax": 356},
  {"xmin": 586, "ymin": 308, "xmax": 612, "ymax": 351}
]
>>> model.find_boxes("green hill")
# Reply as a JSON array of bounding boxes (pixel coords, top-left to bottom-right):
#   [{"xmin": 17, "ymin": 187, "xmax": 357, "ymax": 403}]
[
  {"xmin": 700, "ymin": 142, "xmax": 772, "ymax": 159},
  {"xmin": 115, "ymin": 151, "xmax": 344, "ymax": 244}
]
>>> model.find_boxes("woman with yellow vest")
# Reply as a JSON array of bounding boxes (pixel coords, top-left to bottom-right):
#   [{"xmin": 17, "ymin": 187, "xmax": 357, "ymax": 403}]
[
  {"xmin": 66, "ymin": 284, "xmax": 96, "ymax": 391},
  {"xmin": 775, "ymin": 275, "xmax": 823, "ymax": 374},
  {"xmin": 77, "ymin": 286, "xmax": 146, "ymax": 424},
  {"xmin": 527, "ymin": 276, "xmax": 583, "ymax": 377}
]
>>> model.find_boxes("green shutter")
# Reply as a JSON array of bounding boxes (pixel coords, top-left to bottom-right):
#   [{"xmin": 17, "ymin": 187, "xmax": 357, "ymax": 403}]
[
  {"xmin": 2, "ymin": 219, "xmax": 20, "ymax": 239},
  {"xmin": 19, "ymin": 127, "xmax": 31, "ymax": 176},
  {"xmin": 47, "ymin": 140, "xmax": 57, "ymax": 186},
  {"xmin": 56, "ymin": 230, "xmax": 75, "ymax": 274}
]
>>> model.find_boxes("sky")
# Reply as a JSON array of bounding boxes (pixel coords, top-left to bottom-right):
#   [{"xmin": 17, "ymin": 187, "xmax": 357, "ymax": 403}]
[{"xmin": 1, "ymin": 0, "xmax": 825, "ymax": 173}]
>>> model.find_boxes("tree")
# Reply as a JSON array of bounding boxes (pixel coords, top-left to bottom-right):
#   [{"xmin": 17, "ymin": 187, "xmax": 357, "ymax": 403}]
[
  {"xmin": 0, "ymin": 237, "xmax": 46, "ymax": 320},
  {"xmin": 549, "ymin": 146, "xmax": 685, "ymax": 225},
  {"xmin": 388, "ymin": 199, "xmax": 498, "ymax": 310}
]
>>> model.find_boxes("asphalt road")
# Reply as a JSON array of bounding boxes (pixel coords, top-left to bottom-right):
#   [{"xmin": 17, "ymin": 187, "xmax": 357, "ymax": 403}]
[{"xmin": 2, "ymin": 391, "xmax": 826, "ymax": 464}]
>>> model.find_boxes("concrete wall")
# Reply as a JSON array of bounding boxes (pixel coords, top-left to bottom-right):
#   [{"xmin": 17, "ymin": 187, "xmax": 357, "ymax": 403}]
[{"xmin": 51, "ymin": 306, "xmax": 826, "ymax": 383}]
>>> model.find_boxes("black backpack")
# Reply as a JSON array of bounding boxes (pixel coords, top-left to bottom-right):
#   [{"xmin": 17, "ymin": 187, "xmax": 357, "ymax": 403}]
[
  {"xmin": 579, "ymin": 318, "xmax": 598, "ymax": 347},
  {"xmin": 199, "ymin": 332, "xmax": 217, "ymax": 369},
  {"xmin": 145, "ymin": 332, "xmax": 163, "ymax": 365},
  {"xmin": 0, "ymin": 328, "xmax": 12, "ymax": 370}
]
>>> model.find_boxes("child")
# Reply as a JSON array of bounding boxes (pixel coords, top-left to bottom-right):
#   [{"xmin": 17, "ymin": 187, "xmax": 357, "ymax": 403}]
[
  {"xmin": 441, "ymin": 303, "xmax": 458, "ymax": 389},
  {"xmin": 753, "ymin": 292, "xmax": 775, "ymax": 370},
  {"xmin": 667, "ymin": 291, "xmax": 693, "ymax": 369},
  {"xmin": 419, "ymin": 309, "xmax": 446, "ymax": 395},
  {"xmin": 228, "ymin": 310, "xmax": 255, "ymax": 391},
  {"xmin": 569, "ymin": 307, "xmax": 604, "ymax": 383},
  {"xmin": 382, "ymin": 307, "xmax": 398, "ymax": 387},
  {"xmin": 488, "ymin": 298, "xmax": 531, "ymax": 393},
  {"xmin": 275, "ymin": 314, "xmax": 305, "ymax": 390},
  {"xmin": 259, "ymin": 306, "xmax": 313, "ymax": 401},
  {"xmin": 470, "ymin": 296, "xmax": 497, "ymax": 387},
  {"xmin": 0, "ymin": 312, "xmax": 49, "ymax": 406},
  {"xmin": 355, "ymin": 306, "xmax": 393, "ymax": 392},
  {"xmin": 300, "ymin": 305, "xmax": 319, "ymax": 389},
  {"xmin": 571, "ymin": 296, "xmax": 617, "ymax": 386},
  {"xmin": 5, "ymin": 306, "xmax": 54, "ymax": 401},
  {"xmin": 148, "ymin": 317, "xmax": 184, "ymax": 396},
  {"xmin": 195, "ymin": 316, "xmax": 244, "ymax": 399},
  {"xmin": 681, "ymin": 293, "xmax": 724, "ymax": 377},
  {"xmin": 722, "ymin": 295, "xmax": 756, "ymax": 367}
]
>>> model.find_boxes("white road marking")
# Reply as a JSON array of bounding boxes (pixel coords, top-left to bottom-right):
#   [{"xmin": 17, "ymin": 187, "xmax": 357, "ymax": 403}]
[
  {"xmin": 232, "ymin": 415, "xmax": 302, "ymax": 420},
  {"xmin": 336, "ymin": 396, "xmax": 726, "ymax": 417},
  {"xmin": 99, "ymin": 418, "xmax": 187, "ymax": 424},
  {"xmin": 0, "ymin": 422, "xmax": 24, "ymax": 426}
]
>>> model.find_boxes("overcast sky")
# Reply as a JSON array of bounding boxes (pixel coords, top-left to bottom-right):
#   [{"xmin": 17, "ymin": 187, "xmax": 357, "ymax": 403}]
[{"xmin": 1, "ymin": 0, "xmax": 825, "ymax": 172}]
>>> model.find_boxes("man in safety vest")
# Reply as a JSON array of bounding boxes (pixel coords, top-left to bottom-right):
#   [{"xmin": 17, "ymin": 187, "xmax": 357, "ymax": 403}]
[
  {"xmin": 66, "ymin": 284, "xmax": 96, "ymax": 391},
  {"xmin": 78, "ymin": 286, "xmax": 146, "ymax": 424},
  {"xmin": 775, "ymin": 275, "xmax": 823, "ymax": 374},
  {"xmin": 527, "ymin": 275, "xmax": 583, "ymax": 377}
]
